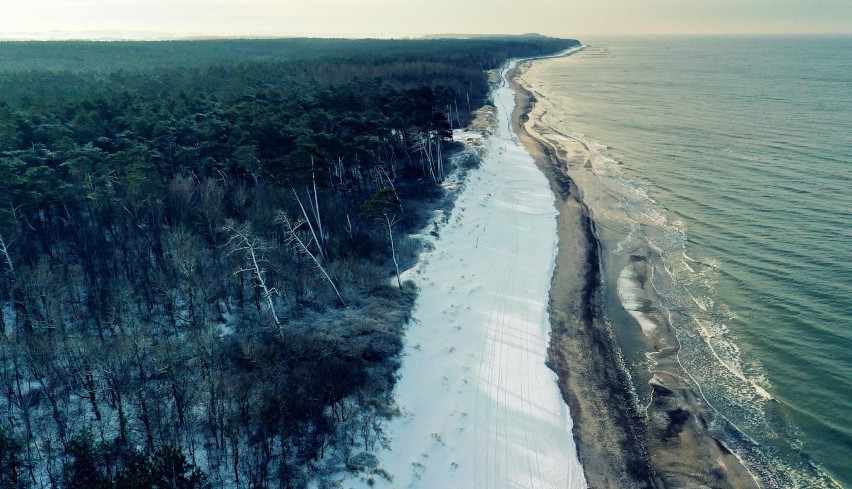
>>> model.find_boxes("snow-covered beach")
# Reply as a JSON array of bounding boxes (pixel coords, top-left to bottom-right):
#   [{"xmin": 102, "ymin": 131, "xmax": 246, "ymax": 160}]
[{"xmin": 336, "ymin": 61, "xmax": 586, "ymax": 488}]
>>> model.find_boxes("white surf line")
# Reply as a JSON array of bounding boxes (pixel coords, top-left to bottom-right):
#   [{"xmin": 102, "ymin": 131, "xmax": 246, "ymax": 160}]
[{"xmin": 333, "ymin": 58, "xmax": 587, "ymax": 489}]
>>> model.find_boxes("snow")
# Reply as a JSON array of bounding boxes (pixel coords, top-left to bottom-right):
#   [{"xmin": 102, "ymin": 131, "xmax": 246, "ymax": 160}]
[{"xmin": 335, "ymin": 61, "xmax": 586, "ymax": 489}]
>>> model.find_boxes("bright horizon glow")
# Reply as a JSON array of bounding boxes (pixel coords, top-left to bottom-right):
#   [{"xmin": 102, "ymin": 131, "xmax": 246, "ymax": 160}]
[{"xmin": 1, "ymin": 0, "xmax": 850, "ymax": 40}]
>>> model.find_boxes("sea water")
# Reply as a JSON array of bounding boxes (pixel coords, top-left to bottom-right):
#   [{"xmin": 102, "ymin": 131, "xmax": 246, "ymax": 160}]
[{"xmin": 524, "ymin": 36, "xmax": 851, "ymax": 487}]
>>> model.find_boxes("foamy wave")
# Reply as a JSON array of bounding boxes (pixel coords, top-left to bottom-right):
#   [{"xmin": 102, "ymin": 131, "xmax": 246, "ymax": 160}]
[
  {"xmin": 616, "ymin": 264, "xmax": 659, "ymax": 337},
  {"xmin": 586, "ymin": 129, "xmax": 773, "ymax": 407},
  {"xmin": 693, "ymin": 318, "xmax": 772, "ymax": 401}
]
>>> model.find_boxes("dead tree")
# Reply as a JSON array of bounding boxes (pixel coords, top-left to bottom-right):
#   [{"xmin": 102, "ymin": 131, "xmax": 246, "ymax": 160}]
[
  {"xmin": 278, "ymin": 213, "xmax": 346, "ymax": 307},
  {"xmin": 224, "ymin": 222, "xmax": 282, "ymax": 334},
  {"xmin": 309, "ymin": 157, "xmax": 325, "ymax": 251},
  {"xmin": 0, "ymin": 233, "xmax": 14, "ymax": 278},
  {"xmin": 292, "ymin": 189, "xmax": 325, "ymax": 263},
  {"xmin": 414, "ymin": 131, "xmax": 444, "ymax": 183},
  {"xmin": 362, "ymin": 189, "xmax": 403, "ymax": 288}
]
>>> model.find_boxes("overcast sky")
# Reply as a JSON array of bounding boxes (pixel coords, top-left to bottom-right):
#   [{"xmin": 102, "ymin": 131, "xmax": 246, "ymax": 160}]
[{"xmin": 2, "ymin": 0, "xmax": 850, "ymax": 39}]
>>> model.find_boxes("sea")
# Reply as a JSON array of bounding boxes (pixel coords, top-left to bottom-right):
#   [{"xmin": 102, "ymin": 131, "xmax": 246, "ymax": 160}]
[{"xmin": 524, "ymin": 36, "xmax": 851, "ymax": 487}]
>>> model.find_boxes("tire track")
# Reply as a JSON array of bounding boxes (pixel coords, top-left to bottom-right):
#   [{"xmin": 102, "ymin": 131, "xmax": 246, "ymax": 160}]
[{"xmin": 475, "ymin": 181, "xmax": 516, "ymax": 489}]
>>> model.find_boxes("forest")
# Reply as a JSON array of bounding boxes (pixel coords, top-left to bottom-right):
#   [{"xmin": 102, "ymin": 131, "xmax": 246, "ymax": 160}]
[{"xmin": 0, "ymin": 36, "xmax": 579, "ymax": 488}]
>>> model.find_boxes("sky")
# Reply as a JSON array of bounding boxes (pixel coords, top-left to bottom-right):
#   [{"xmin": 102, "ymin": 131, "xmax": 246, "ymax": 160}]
[{"xmin": 1, "ymin": 0, "xmax": 850, "ymax": 39}]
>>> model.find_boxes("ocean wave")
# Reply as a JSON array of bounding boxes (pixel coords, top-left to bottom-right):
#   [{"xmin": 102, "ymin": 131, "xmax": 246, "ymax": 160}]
[{"xmin": 562, "ymin": 123, "xmax": 774, "ymax": 398}]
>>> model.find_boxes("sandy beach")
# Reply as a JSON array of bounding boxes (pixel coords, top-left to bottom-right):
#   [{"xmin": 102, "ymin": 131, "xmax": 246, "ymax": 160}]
[{"xmin": 509, "ymin": 57, "xmax": 762, "ymax": 489}]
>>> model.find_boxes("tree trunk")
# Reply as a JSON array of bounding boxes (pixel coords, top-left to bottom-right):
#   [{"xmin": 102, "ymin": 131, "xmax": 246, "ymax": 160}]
[
  {"xmin": 280, "ymin": 215, "xmax": 346, "ymax": 307},
  {"xmin": 385, "ymin": 214, "xmax": 401, "ymax": 288}
]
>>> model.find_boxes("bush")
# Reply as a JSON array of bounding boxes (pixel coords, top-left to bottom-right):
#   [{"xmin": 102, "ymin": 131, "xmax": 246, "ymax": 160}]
[{"xmin": 346, "ymin": 452, "xmax": 378, "ymax": 472}]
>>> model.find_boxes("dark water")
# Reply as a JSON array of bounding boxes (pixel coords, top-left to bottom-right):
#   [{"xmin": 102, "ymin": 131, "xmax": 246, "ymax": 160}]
[{"xmin": 528, "ymin": 36, "xmax": 851, "ymax": 487}]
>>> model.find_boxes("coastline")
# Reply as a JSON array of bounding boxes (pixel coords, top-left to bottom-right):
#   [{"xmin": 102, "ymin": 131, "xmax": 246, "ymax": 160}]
[{"xmin": 508, "ymin": 56, "xmax": 762, "ymax": 488}]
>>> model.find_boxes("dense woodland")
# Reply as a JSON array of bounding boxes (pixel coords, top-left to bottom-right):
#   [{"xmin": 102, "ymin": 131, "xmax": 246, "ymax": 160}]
[{"xmin": 0, "ymin": 36, "xmax": 579, "ymax": 488}]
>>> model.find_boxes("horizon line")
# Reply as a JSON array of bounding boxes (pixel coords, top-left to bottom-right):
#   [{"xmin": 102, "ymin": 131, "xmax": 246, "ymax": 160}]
[{"xmin": 1, "ymin": 31, "xmax": 850, "ymax": 42}]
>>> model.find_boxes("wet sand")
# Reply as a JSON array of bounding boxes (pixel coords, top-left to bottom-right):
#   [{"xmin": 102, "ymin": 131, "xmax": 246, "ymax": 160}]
[{"xmin": 508, "ymin": 58, "xmax": 762, "ymax": 489}]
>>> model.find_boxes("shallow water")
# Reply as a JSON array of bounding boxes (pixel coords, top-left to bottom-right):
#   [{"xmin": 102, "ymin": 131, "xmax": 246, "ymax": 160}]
[{"xmin": 524, "ymin": 36, "xmax": 851, "ymax": 487}]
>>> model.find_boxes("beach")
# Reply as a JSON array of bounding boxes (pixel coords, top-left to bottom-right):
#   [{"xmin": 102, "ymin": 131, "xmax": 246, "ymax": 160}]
[{"xmin": 509, "ymin": 57, "xmax": 762, "ymax": 488}]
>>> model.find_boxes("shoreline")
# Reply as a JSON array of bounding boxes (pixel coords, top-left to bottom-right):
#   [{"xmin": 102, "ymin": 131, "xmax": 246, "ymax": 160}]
[
  {"xmin": 507, "ymin": 60, "xmax": 656, "ymax": 488},
  {"xmin": 508, "ymin": 56, "xmax": 762, "ymax": 488}
]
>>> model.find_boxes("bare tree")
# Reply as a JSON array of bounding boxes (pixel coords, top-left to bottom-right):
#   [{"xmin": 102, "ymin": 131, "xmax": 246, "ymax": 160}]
[
  {"xmin": 0, "ymin": 232, "xmax": 15, "ymax": 337},
  {"xmin": 292, "ymin": 189, "xmax": 325, "ymax": 263},
  {"xmin": 309, "ymin": 157, "xmax": 325, "ymax": 251},
  {"xmin": 224, "ymin": 222, "xmax": 282, "ymax": 334},
  {"xmin": 0, "ymin": 233, "xmax": 14, "ymax": 278},
  {"xmin": 277, "ymin": 213, "xmax": 346, "ymax": 307},
  {"xmin": 362, "ymin": 189, "xmax": 403, "ymax": 288},
  {"xmin": 413, "ymin": 131, "xmax": 444, "ymax": 183}
]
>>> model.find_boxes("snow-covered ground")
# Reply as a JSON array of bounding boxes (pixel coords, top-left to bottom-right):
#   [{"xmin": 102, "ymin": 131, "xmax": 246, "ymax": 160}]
[{"xmin": 337, "ymin": 61, "xmax": 586, "ymax": 489}]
